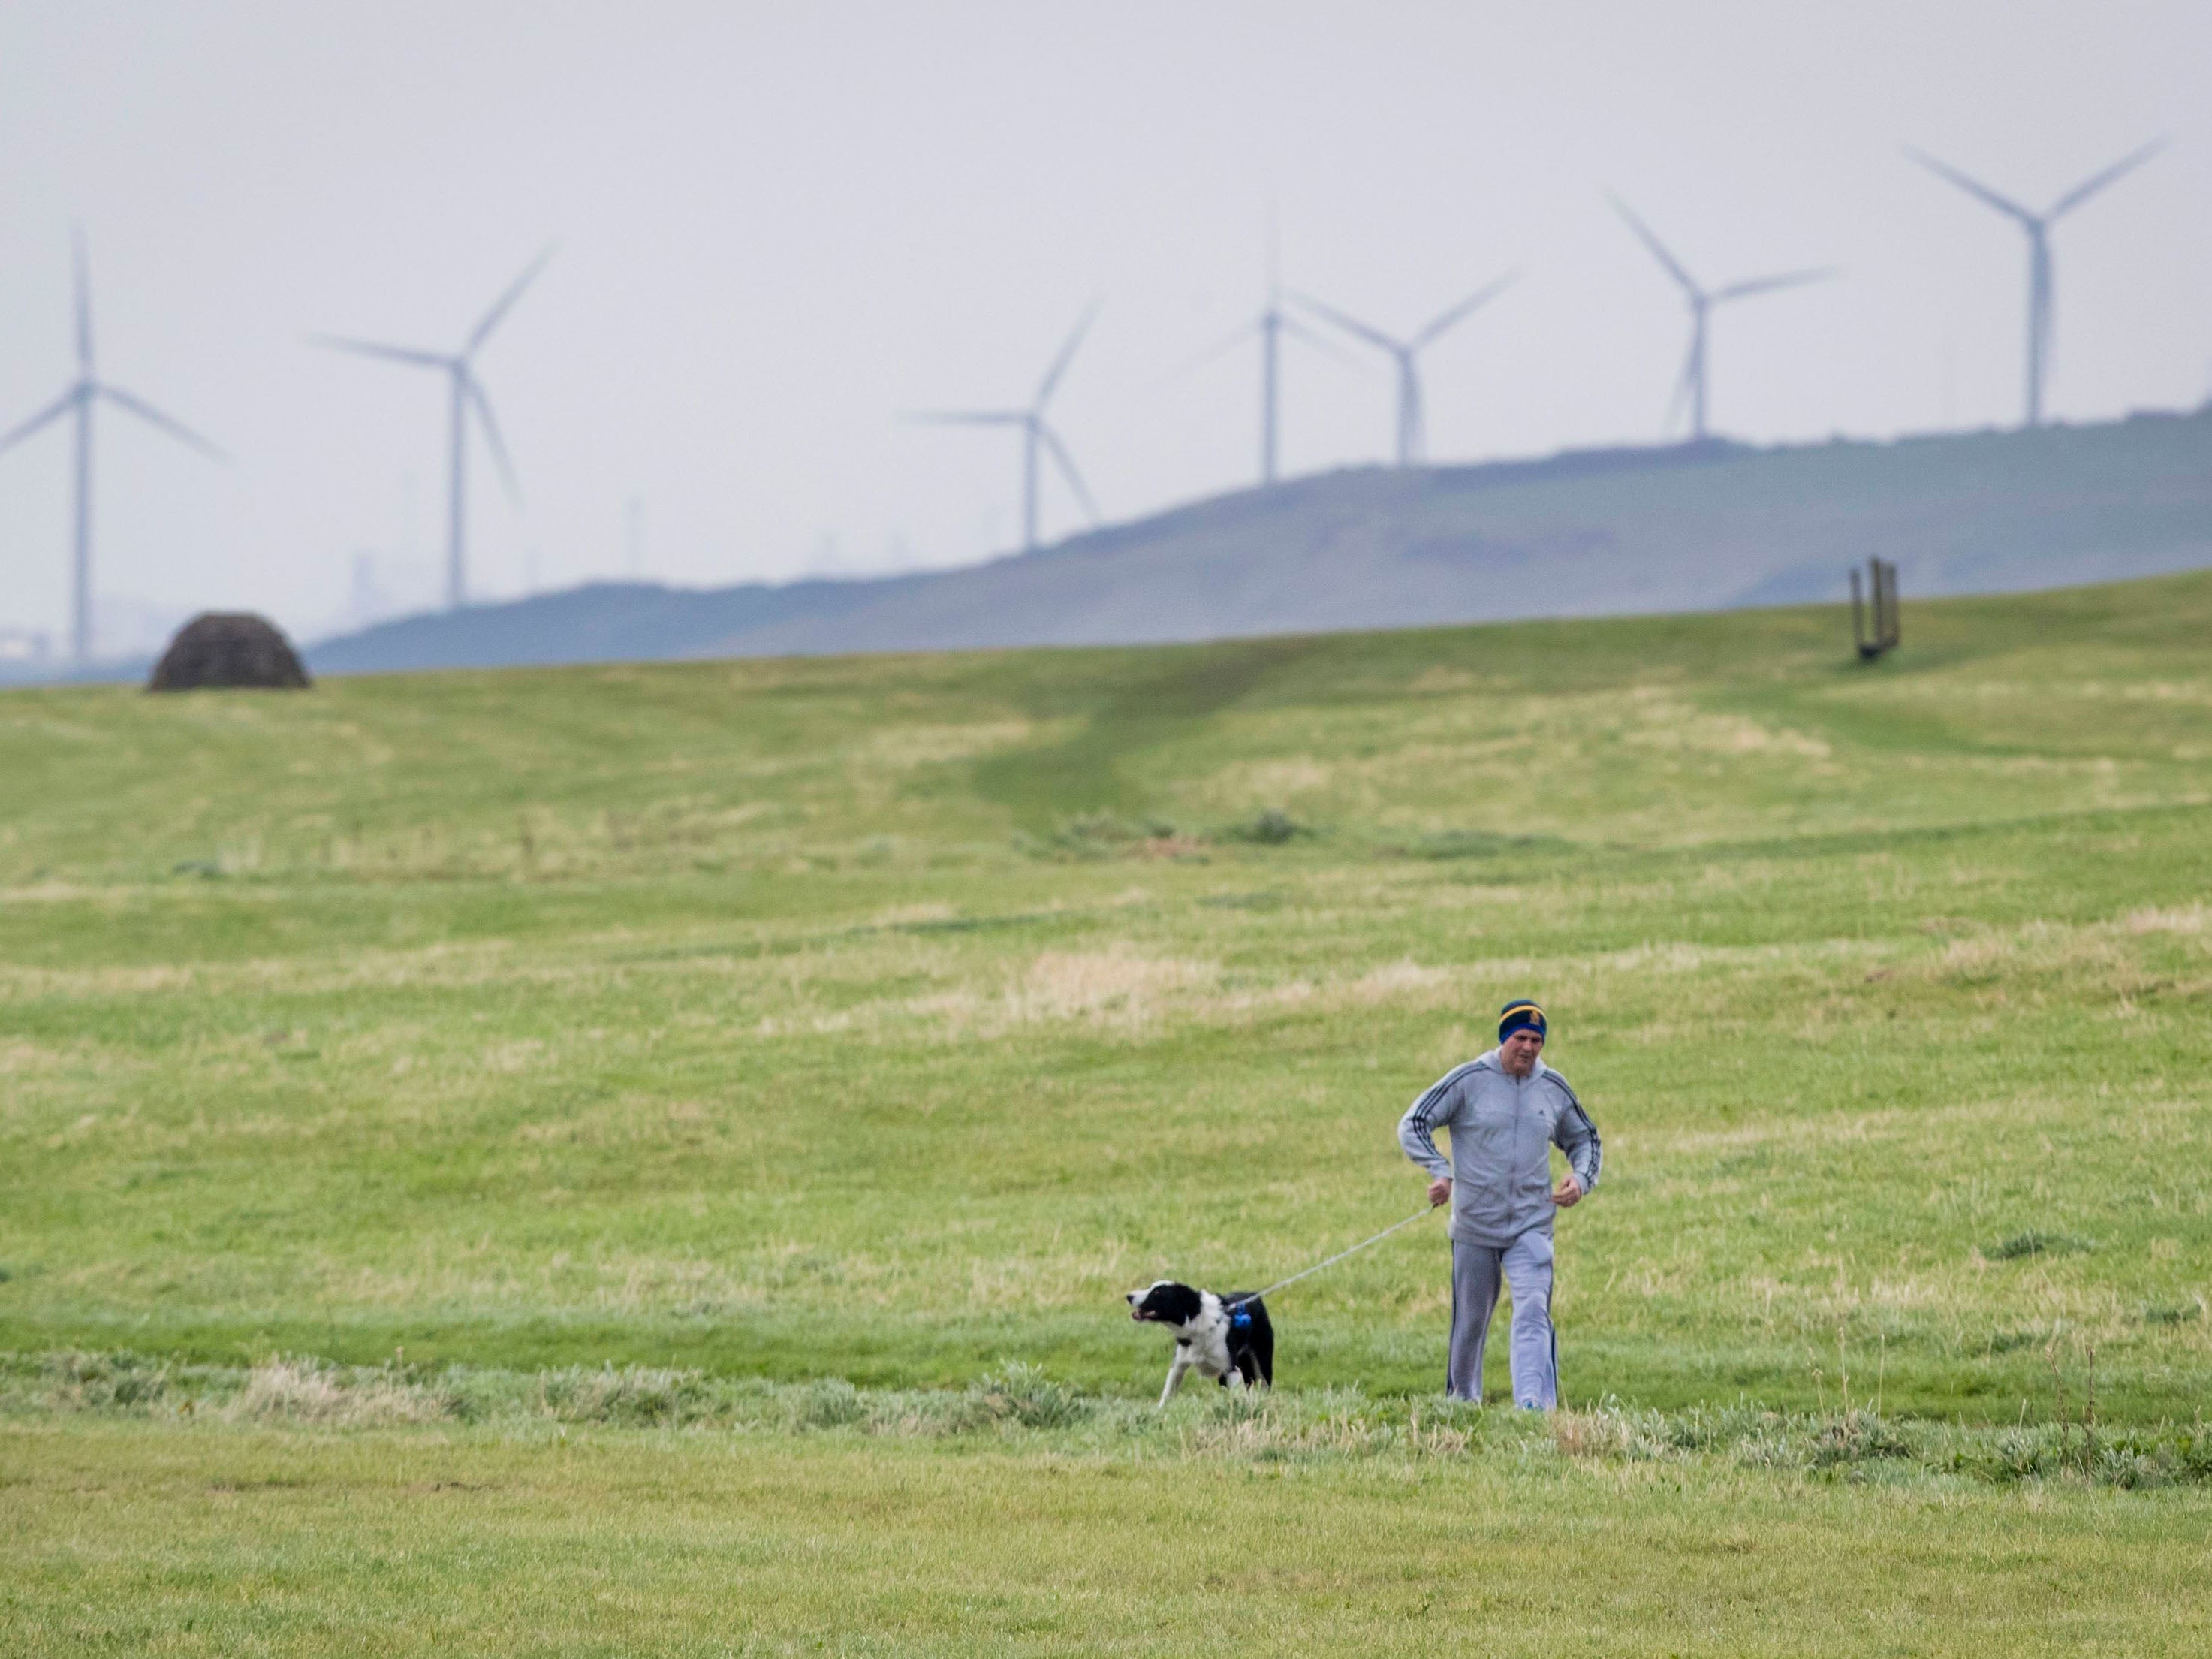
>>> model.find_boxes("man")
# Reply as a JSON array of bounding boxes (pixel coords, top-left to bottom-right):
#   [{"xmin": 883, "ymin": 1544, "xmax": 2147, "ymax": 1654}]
[{"xmin": 1397, "ymin": 1000, "xmax": 1601, "ymax": 1407}]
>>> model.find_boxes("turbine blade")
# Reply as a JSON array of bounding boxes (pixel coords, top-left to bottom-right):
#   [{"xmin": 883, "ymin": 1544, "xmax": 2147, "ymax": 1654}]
[
  {"xmin": 0, "ymin": 388, "xmax": 79, "ymax": 457},
  {"xmin": 2047, "ymin": 137, "xmax": 2168, "ymax": 220},
  {"xmin": 1412, "ymin": 270, "xmax": 1521, "ymax": 350},
  {"xmin": 98, "ymin": 385, "xmax": 228, "ymax": 461},
  {"xmin": 1606, "ymin": 194, "xmax": 1699, "ymax": 296},
  {"xmin": 1288, "ymin": 291, "xmax": 1400, "ymax": 354},
  {"xmin": 1157, "ymin": 317, "xmax": 1261, "ymax": 385},
  {"xmin": 1035, "ymin": 298, "xmax": 1103, "ymax": 409},
  {"xmin": 1710, "ymin": 266, "xmax": 1839, "ymax": 303},
  {"xmin": 462, "ymin": 375, "xmax": 520, "ymax": 505},
  {"xmin": 1903, "ymin": 147, "xmax": 2036, "ymax": 223},
  {"xmin": 902, "ymin": 409, "xmax": 1028, "ymax": 427},
  {"xmin": 310, "ymin": 333, "xmax": 452, "ymax": 370},
  {"xmin": 467, "ymin": 243, "xmax": 557, "ymax": 354},
  {"xmin": 1037, "ymin": 424, "xmax": 1098, "ymax": 521},
  {"xmin": 73, "ymin": 226, "xmax": 92, "ymax": 370},
  {"xmin": 1279, "ymin": 313, "xmax": 1365, "ymax": 370}
]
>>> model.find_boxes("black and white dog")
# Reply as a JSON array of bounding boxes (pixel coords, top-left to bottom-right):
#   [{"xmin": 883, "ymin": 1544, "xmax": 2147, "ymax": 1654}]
[{"xmin": 1125, "ymin": 1280, "xmax": 1275, "ymax": 1405}]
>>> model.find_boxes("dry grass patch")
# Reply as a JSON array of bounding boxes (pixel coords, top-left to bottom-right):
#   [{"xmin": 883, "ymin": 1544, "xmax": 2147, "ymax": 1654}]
[
  {"xmin": 860, "ymin": 720, "xmax": 1033, "ymax": 765},
  {"xmin": 1621, "ymin": 696, "xmax": 1834, "ymax": 762},
  {"xmin": 1014, "ymin": 947, "xmax": 1219, "ymax": 1022},
  {"xmin": 908, "ymin": 946, "xmax": 1223, "ymax": 1036},
  {"xmin": 2127, "ymin": 902, "xmax": 2212, "ymax": 936},
  {"xmin": 229, "ymin": 1358, "xmax": 456, "ymax": 1426}
]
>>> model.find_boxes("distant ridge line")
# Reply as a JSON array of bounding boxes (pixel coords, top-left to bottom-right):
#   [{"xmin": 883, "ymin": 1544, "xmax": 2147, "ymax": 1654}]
[
  {"xmin": 298, "ymin": 407, "xmax": 2210, "ymax": 675},
  {"xmin": 9, "ymin": 409, "xmax": 2206, "ymax": 686}
]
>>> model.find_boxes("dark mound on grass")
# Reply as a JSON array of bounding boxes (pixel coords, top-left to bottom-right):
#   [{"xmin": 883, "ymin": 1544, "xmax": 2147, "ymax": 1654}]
[{"xmin": 148, "ymin": 614, "xmax": 312, "ymax": 692}]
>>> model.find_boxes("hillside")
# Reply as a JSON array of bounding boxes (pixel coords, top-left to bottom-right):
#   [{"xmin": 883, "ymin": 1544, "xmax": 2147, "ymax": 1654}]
[{"xmin": 308, "ymin": 409, "xmax": 2212, "ymax": 674}]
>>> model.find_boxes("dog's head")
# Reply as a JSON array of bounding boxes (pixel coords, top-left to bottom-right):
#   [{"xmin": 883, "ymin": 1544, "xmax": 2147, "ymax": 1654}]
[{"xmin": 1125, "ymin": 1280, "xmax": 1204, "ymax": 1327}]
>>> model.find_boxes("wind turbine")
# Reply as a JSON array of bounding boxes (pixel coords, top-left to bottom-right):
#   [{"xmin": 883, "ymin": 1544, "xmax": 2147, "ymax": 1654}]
[
  {"xmin": 312, "ymin": 246, "xmax": 553, "ymax": 609},
  {"xmin": 0, "ymin": 231, "xmax": 225, "ymax": 666},
  {"xmin": 1291, "ymin": 274, "xmax": 1517, "ymax": 466},
  {"xmin": 1905, "ymin": 140, "xmax": 2165, "ymax": 427},
  {"xmin": 1168, "ymin": 217, "xmax": 1352, "ymax": 486},
  {"xmin": 1608, "ymin": 195, "xmax": 1835, "ymax": 443},
  {"xmin": 907, "ymin": 300, "xmax": 1101, "ymax": 553}
]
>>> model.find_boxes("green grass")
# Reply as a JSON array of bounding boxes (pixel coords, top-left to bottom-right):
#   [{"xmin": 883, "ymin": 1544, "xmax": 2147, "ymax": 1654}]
[
  {"xmin": 4, "ymin": 574, "xmax": 2211, "ymax": 1651},
  {"xmin": 8, "ymin": 1413, "xmax": 2212, "ymax": 1657}
]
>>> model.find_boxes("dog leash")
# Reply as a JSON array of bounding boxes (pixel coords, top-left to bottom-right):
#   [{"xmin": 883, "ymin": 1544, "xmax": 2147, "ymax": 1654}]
[{"xmin": 1224, "ymin": 1200, "xmax": 1445, "ymax": 1311}]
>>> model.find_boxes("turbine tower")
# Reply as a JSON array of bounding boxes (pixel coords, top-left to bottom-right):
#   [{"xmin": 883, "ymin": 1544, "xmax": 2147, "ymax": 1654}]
[
  {"xmin": 1170, "ymin": 219, "xmax": 1351, "ymax": 486},
  {"xmin": 1905, "ymin": 140, "xmax": 2165, "ymax": 427},
  {"xmin": 312, "ymin": 246, "xmax": 553, "ymax": 609},
  {"xmin": 1608, "ymin": 195, "xmax": 1835, "ymax": 442},
  {"xmin": 0, "ymin": 231, "xmax": 225, "ymax": 665},
  {"xmin": 907, "ymin": 301, "xmax": 1101, "ymax": 553},
  {"xmin": 1291, "ymin": 274, "xmax": 1517, "ymax": 466}
]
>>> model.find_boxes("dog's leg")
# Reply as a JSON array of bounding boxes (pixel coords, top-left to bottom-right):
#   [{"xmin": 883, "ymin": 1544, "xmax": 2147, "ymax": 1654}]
[
  {"xmin": 1224, "ymin": 1367, "xmax": 1246, "ymax": 1392},
  {"xmin": 1159, "ymin": 1353, "xmax": 1192, "ymax": 1407}
]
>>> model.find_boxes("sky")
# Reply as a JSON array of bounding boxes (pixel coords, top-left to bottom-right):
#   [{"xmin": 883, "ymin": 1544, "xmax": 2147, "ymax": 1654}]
[{"xmin": 1, "ymin": 1, "xmax": 2207, "ymax": 653}]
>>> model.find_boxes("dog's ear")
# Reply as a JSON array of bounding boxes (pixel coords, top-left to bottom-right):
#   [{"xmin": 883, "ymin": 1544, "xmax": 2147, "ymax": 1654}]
[
  {"xmin": 1131, "ymin": 1281, "xmax": 1207, "ymax": 1326},
  {"xmin": 1156, "ymin": 1283, "xmax": 1203, "ymax": 1326}
]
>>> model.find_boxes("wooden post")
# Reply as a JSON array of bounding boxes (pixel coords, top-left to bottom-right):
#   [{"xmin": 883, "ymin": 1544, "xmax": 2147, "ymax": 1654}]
[{"xmin": 1853, "ymin": 560, "xmax": 1900, "ymax": 660}]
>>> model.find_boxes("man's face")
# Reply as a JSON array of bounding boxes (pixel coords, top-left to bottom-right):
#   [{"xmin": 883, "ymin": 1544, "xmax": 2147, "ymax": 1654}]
[{"xmin": 1500, "ymin": 1029, "xmax": 1544, "ymax": 1076}]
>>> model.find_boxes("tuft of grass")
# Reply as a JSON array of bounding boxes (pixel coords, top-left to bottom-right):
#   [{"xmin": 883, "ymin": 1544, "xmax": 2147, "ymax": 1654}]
[
  {"xmin": 10, "ymin": 1349, "xmax": 176, "ymax": 1411},
  {"xmin": 230, "ymin": 1357, "xmax": 459, "ymax": 1426},
  {"xmin": 955, "ymin": 1360, "xmax": 1092, "ymax": 1429},
  {"xmin": 1039, "ymin": 811, "xmax": 1195, "ymax": 859},
  {"xmin": 788, "ymin": 1375, "xmax": 867, "ymax": 1429},
  {"xmin": 1987, "ymin": 1230, "xmax": 2096, "ymax": 1261},
  {"xmin": 534, "ymin": 1363, "xmax": 719, "ymax": 1428},
  {"xmin": 1222, "ymin": 807, "xmax": 1303, "ymax": 844},
  {"xmin": 1403, "ymin": 829, "xmax": 1570, "ymax": 861}
]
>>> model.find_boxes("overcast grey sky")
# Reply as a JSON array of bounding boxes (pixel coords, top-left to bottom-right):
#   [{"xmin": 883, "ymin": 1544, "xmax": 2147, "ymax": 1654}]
[{"xmin": 2, "ymin": 1, "xmax": 2207, "ymax": 647}]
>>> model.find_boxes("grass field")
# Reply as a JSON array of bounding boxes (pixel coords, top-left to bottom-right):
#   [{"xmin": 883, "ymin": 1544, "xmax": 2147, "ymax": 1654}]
[{"xmin": 5, "ymin": 574, "xmax": 2210, "ymax": 1652}]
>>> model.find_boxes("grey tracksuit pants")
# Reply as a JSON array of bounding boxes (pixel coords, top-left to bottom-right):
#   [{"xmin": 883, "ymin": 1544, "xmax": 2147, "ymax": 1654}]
[{"xmin": 1448, "ymin": 1231, "xmax": 1558, "ymax": 1407}]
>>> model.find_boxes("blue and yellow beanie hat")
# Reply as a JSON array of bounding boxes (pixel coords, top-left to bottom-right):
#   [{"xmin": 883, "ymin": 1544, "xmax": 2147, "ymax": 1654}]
[{"xmin": 1498, "ymin": 1000, "xmax": 1547, "ymax": 1044}]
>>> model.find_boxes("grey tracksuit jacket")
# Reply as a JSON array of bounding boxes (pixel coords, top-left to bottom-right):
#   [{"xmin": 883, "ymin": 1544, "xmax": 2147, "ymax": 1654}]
[{"xmin": 1397, "ymin": 1050, "xmax": 1602, "ymax": 1247}]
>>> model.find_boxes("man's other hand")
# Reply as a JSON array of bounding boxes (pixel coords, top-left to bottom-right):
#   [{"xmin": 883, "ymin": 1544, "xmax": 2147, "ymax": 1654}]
[
  {"xmin": 1551, "ymin": 1174, "xmax": 1583, "ymax": 1208},
  {"xmin": 1427, "ymin": 1176, "xmax": 1453, "ymax": 1208}
]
